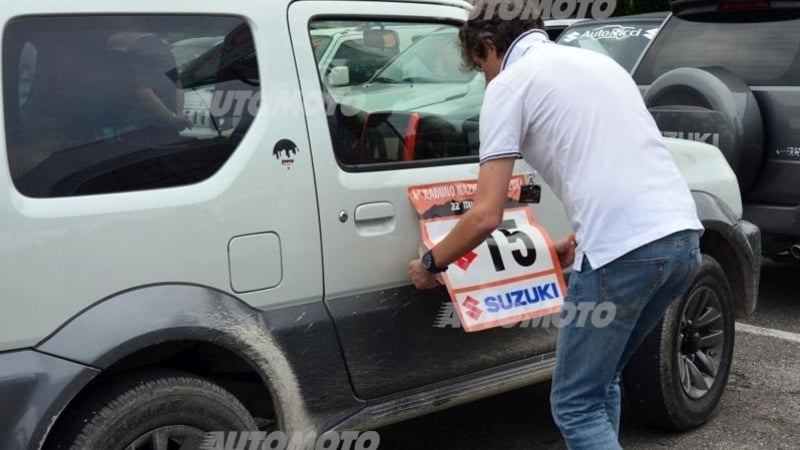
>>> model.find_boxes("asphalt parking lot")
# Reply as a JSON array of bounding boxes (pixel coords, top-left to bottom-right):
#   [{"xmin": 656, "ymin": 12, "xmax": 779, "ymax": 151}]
[{"xmin": 376, "ymin": 259, "xmax": 800, "ymax": 449}]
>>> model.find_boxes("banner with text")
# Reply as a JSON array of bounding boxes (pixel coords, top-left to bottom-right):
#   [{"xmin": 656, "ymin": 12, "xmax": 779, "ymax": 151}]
[{"xmin": 409, "ymin": 178, "xmax": 567, "ymax": 332}]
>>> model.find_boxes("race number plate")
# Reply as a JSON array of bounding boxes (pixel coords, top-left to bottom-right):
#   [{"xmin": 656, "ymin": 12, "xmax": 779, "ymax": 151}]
[{"xmin": 409, "ymin": 177, "xmax": 567, "ymax": 332}]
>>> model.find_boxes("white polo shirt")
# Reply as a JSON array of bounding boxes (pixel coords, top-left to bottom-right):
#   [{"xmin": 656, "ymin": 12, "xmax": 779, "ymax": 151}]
[{"xmin": 479, "ymin": 30, "xmax": 703, "ymax": 270}]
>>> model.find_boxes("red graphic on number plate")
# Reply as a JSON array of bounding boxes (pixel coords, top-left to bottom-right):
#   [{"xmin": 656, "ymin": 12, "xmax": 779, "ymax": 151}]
[
  {"xmin": 462, "ymin": 296, "xmax": 483, "ymax": 320},
  {"xmin": 455, "ymin": 251, "xmax": 478, "ymax": 271}
]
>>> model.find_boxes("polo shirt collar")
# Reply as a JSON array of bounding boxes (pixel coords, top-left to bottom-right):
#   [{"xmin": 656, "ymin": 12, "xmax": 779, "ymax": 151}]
[{"xmin": 500, "ymin": 29, "xmax": 550, "ymax": 71}]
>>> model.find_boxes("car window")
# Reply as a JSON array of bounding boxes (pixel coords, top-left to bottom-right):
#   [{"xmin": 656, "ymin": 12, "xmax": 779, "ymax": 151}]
[
  {"xmin": 328, "ymin": 38, "xmax": 397, "ymax": 85},
  {"xmin": 557, "ymin": 21, "xmax": 662, "ymax": 72},
  {"xmin": 3, "ymin": 15, "xmax": 259, "ymax": 198},
  {"xmin": 634, "ymin": 16, "xmax": 800, "ymax": 86},
  {"xmin": 311, "ymin": 35, "xmax": 332, "ymax": 60},
  {"xmin": 310, "ymin": 20, "xmax": 484, "ymax": 171},
  {"xmin": 312, "ymin": 23, "xmax": 444, "ymax": 85},
  {"xmin": 371, "ymin": 31, "xmax": 474, "ymax": 84}
]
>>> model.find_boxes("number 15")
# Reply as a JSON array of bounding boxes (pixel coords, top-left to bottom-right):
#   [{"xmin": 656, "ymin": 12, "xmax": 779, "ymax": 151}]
[{"xmin": 485, "ymin": 218, "xmax": 537, "ymax": 272}]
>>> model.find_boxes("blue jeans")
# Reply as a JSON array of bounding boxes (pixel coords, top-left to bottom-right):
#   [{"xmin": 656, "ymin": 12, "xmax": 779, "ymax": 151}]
[{"xmin": 550, "ymin": 230, "xmax": 701, "ymax": 450}]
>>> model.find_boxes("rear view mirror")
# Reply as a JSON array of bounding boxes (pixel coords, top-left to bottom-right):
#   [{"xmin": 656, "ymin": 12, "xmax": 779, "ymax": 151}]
[
  {"xmin": 363, "ymin": 29, "xmax": 399, "ymax": 50},
  {"xmin": 327, "ymin": 66, "xmax": 350, "ymax": 86}
]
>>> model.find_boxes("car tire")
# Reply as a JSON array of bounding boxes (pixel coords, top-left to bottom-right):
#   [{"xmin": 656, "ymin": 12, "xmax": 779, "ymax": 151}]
[
  {"xmin": 622, "ymin": 254, "xmax": 735, "ymax": 431},
  {"xmin": 52, "ymin": 369, "xmax": 258, "ymax": 449}
]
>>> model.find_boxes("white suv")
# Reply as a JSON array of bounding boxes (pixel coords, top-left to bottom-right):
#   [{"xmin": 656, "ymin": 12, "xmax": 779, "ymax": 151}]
[{"xmin": 0, "ymin": 1, "xmax": 759, "ymax": 449}]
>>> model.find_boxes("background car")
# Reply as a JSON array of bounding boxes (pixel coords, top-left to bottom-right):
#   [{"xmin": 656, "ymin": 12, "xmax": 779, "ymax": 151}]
[{"xmin": 631, "ymin": 0, "xmax": 800, "ymax": 261}]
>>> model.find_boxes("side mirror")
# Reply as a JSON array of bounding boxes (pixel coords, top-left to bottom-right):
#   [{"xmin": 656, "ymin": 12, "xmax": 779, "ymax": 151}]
[{"xmin": 327, "ymin": 66, "xmax": 350, "ymax": 86}]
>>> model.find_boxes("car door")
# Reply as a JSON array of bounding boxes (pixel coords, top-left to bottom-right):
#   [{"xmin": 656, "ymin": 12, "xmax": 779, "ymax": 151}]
[{"xmin": 289, "ymin": 0, "xmax": 573, "ymax": 399}]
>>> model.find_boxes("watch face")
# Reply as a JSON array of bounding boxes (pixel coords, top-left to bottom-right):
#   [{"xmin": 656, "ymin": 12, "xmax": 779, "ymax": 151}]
[{"xmin": 422, "ymin": 250, "xmax": 434, "ymax": 270}]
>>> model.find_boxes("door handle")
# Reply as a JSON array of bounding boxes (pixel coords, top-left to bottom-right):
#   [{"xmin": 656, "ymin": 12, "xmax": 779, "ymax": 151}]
[{"xmin": 354, "ymin": 202, "xmax": 395, "ymax": 222}]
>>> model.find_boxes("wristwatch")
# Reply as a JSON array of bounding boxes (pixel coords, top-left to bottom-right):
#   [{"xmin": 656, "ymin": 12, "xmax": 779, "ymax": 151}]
[{"xmin": 422, "ymin": 248, "xmax": 447, "ymax": 274}]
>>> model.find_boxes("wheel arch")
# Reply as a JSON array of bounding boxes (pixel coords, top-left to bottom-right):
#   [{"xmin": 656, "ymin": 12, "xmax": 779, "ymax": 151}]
[
  {"xmin": 42, "ymin": 340, "xmax": 277, "ymax": 450},
  {"xmin": 692, "ymin": 190, "xmax": 761, "ymax": 317},
  {"xmin": 34, "ymin": 284, "xmax": 316, "ymax": 448}
]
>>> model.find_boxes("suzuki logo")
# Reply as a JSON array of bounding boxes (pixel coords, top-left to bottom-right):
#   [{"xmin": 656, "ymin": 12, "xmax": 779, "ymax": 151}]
[
  {"xmin": 462, "ymin": 296, "xmax": 483, "ymax": 320},
  {"xmin": 663, "ymin": 131, "xmax": 720, "ymax": 147}
]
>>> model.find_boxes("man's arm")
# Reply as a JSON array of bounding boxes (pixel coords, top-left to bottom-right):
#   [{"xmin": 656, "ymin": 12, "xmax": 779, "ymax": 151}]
[
  {"xmin": 408, "ymin": 158, "xmax": 515, "ymax": 289},
  {"xmin": 409, "ymin": 79, "xmax": 524, "ymax": 288},
  {"xmin": 408, "ymin": 159, "xmax": 577, "ymax": 289}
]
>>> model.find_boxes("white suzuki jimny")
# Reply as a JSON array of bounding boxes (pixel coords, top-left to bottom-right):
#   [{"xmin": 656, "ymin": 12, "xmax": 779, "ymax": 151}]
[{"xmin": 0, "ymin": 1, "xmax": 760, "ymax": 449}]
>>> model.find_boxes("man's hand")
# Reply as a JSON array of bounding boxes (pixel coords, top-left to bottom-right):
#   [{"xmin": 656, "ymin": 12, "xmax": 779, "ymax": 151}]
[
  {"xmin": 408, "ymin": 259, "xmax": 443, "ymax": 290},
  {"xmin": 554, "ymin": 233, "xmax": 577, "ymax": 268}
]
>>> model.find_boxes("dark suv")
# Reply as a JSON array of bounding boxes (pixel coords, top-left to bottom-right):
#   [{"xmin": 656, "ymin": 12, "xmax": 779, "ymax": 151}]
[{"xmin": 632, "ymin": 0, "xmax": 800, "ymax": 259}]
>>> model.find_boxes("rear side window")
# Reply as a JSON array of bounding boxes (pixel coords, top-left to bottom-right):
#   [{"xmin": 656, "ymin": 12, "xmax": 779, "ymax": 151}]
[
  {"xmin": 634, "ymin": 16, "xmax": 800, "ymax": 86},
  {"xmin": 3, "ymin": 15, "xmax": 259, "ymax": 198}
]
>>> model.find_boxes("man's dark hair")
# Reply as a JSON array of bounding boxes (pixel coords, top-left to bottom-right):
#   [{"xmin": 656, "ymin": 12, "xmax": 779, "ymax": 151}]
[{"xmin": 459, "ymin": 0, "xmax": 545, "ymax": 70}]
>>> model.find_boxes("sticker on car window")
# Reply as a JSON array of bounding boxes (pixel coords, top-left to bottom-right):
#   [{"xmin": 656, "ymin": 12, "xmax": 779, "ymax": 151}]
[
  {"xmin": 408, "ymin": 176, "xmax": 567, "ymax": 332},
  {"xmin": 561, "ymin": 25, "xmax": 658, "ymax": 43}
]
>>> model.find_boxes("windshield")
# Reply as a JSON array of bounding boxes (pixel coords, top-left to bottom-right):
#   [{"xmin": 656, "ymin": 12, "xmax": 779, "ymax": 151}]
[
  {"xmin": 557, "ymin": 21, "xmax": 662, "ymax": 72},
  {"xmin": 371, "ymin": 31, "xmax": 477, "ymax": 84}
]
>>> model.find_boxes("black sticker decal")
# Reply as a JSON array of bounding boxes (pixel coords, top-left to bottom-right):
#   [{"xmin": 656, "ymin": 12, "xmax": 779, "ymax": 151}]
[{"xmin": 273, "ymin": 139, "xmax": 299, "ymax": 169}]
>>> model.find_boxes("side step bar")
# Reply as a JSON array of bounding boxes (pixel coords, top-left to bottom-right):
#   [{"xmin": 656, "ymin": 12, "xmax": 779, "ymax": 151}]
[{"xmin": 330, "ymin": 352, "xmax": 556, "ymax": 431}]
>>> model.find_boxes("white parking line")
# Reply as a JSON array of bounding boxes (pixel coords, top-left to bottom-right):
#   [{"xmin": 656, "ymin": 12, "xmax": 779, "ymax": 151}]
[{"xmin": 735, "ymin": 322, "xmax": 800, "ymax": 345}]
